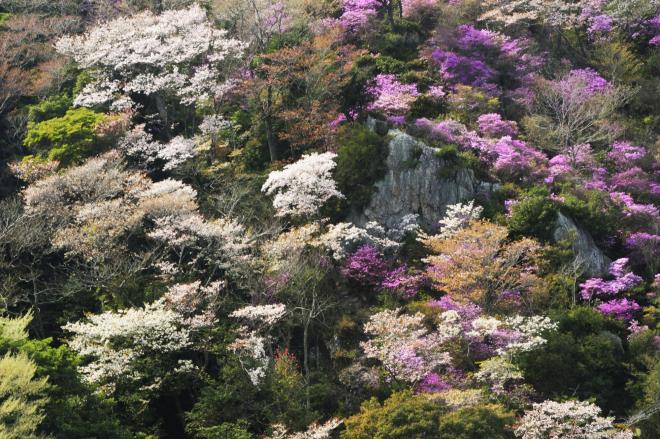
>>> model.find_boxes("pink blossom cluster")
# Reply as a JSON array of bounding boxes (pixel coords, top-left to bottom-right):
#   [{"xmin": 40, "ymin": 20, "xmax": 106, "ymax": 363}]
[
  {"xmin": 429, "ymin": 25, "xmax": 542, "ymax": 97},
  {"xmin": 477, "ymin": 113, "xmax": 519, "ymax": 138},
  {"xmin": 580, "ymin": 258, "xmax": 642, "ymax": 321},
  {"xmin": 342, "ymin": 244, "xmax": 423, "ymax": 298},
  {"xmin": 367, "ymin": 74, "xmax": 420, "ymax": 115},
  {"xmin": 413, "ymin": 116, "xmax": 548, "ymax": 181},
  {"xmin": 402, "ymin": 0, "xmax": 438, "ymax": 18},
  {"xmin": 339, "ymin": 0, "xmax": 380, "ymax": 32}
]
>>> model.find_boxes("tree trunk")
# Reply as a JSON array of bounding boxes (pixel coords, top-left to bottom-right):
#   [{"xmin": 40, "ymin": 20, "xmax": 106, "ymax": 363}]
[
  {"xmin": 265, "ymin": 116, "xmax": 278, "ymax": 162},
  {"xmin": 303, "ymin": 317, "xmax": 310, "ymax": 410},
  {"xmin": 387, "ymin": 3, "xmax": 395, "ymax": 28},
  {"xmin": 154, "ymin": 95, "xmax": 170, "ymax": 139},
  {"xmin": 265, "ymin": 86, "xmax": 279, "ymax": 161}
]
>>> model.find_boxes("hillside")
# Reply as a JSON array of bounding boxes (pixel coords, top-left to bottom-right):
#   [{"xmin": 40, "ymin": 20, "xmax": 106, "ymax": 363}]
[{"xmin": 0, "ymin": 1, "xmax": 658, "ymax": 438}]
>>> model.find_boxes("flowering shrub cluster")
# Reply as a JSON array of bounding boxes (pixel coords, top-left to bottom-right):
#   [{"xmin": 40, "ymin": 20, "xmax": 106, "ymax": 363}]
[
  {"xmin": 515, "ymin": 400, "xmax": 633, "ymax": 439},
  {"xmin": 429, "ymin": 24, "xmax": 541, "ymax": 98},
  {"xmin": 580, "ymin": 258, "xmax": 643, "ymax": 320}
]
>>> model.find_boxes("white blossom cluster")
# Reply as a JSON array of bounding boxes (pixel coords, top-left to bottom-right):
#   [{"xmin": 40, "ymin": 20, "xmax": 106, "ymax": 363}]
[
  {"xmin": 229, "ymin": 303, "xmax": 287, "ymax": 327},
  {"xmin": 163, "ymin": 280, "xmax": 224, "ymax": 329},
  {"xmin": 261, "ymin": 152, "xmax": 344, "ymax": 217},
  {"xmin": 515, "ymin": 400, "xmax": 633, "ymax": 439},
  {"xmin": 479, "ymin": 0, "xmax": 589, "ymax": 28},
  {"xmin": 467, "ymin": 316, "xmax": 502, "ymax": 337},
  {"xmin": 360, "ymin": 308, "xmax": 458, "ymax": 383},
  {"xmin": 63, "ymin": 299, "xmax": 192, "ymax": 387},
  {"xmin": 158, "ymin": 136, "xmax": 197, "ymax": 170},
  {"xmin": 228, "ymin": 331, "xmax": 269, "ymax": 386},
  {"xmin": 270, "ymin": 418, "xmax": 343, "ymax": 439},
  {"xmin": 198, "ymin": 114, "xmax": 232, "ymax": 136},
  {"xmin": 315, "ymin": 221, "xmax": 400, "ymax": 260},
  {"xmin": 437, "ymin": 200, "xmax": 483, "ymax": 239},
  {"xmin": 500, "ymin": 315, "xmax": 558, "ymax": 355},
  {"xmin": 475, "ymin": 356, "xmax": 524, "ymax": 390},
  {"xmin": 120, "ymin": 126, "xmax": 197, "ymax": 171},
  {"xmin": 228, "ymin": 303, "xmax": 287, "ymax": 386},
  {"xmin": 148, "ymin": 212, "xmax": 253, "ymax": 274},
  {"xmin": 56, "ymin": 4, "xmax": 245, "ymax": 109}
]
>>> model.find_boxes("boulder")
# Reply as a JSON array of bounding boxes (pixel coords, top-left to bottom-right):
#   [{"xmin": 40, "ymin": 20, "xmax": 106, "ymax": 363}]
[
  {"xmin": 353, "ymin": 129, "xmax": 491, "ymax": 230},
  {"xmin": 553, "ymin": 212, "xmax": 611, "ymax": 277}
]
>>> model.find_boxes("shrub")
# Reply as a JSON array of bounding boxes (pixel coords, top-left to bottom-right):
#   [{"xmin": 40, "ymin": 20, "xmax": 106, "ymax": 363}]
[
  {"xmin": 23, "ymin": 108, "xmax": 109, "ymax": 165},
  {"xmin": 508, "ymin": 187, "xmax": 559, "ymax": 241},
  {"xmin": 436, "ymin": 404, "xmax": 515, "ymax": 439},
  {"xmin": 341, "ymin": 391, "xmax": 446, "ymax": 439},
  {"xmin": 27, "ymin": 94, "xmax": 72, "ymax": 123},
  {"xmin": 518, "ymin": 307, "xmax": 632, "ymax": 415},
  {"xmin": 560, "ymin": 190, "xmax": 619, "ymax": 243},
  {"xmin": 447, "ymin": 85, "xmax": 499, "ymax": 125},
  {"xmin": 335, "ymin": 125, "xmax": 387, "ymax": 210}
]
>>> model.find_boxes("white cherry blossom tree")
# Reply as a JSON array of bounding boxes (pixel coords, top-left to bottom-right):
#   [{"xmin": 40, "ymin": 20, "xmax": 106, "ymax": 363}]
[
  {"xmin": 56, "ymin": 4, "xmax": 245, "ymax": 118},
  {"xmin": 261, "ymin": 152, "xmax": 344, "ymax": 217}
]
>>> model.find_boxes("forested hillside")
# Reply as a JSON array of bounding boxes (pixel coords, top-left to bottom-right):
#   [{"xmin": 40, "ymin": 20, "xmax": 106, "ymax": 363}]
[{"xmin": 0, "ymin": 1, "xmax": 658, "ymax": 438}]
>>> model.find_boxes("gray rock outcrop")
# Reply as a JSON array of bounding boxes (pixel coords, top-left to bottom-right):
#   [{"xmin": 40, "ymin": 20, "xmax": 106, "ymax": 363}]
[
  {"xmin": 352, "ymin": 129, "xmax": 492, "ymax": 230},
  {"xmin": 553, "ymin": 211, "xmax": 611, "ymax": 277}
]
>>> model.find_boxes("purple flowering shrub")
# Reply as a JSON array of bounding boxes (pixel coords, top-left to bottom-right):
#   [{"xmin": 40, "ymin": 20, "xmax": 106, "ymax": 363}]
[
  {"xmin": 342, "ymin": 244, "xmax": 423, "ymax": 298},
  {"xmin": 477, "ymin": 113, "xmax": 519, "ymax": 138},
  {"xmin": 580, "ymin": 258, "xmax": 643, "ymax": 321},
  {"xmin": 366, "ymin": 73, "xmax": 420, "ymax": 116},
  {"xmin": 428, "ymin": 25, "xmax": 542, "ymax": 98}
]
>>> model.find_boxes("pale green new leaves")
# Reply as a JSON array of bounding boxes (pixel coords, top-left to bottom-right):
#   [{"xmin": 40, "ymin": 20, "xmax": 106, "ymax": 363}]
[{"xmin": 0, "ymin": 313, "xmax": 49, "ymax": 439}]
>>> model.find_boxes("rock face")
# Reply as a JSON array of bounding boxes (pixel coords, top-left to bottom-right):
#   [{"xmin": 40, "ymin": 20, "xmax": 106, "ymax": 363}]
[
  {"xmin": 553, "ymin": 212, "xmax": 611, "ymax": 277},
  {"xmin": 353, "ymin": 129, "xmax": 489, "ymax": 230}
]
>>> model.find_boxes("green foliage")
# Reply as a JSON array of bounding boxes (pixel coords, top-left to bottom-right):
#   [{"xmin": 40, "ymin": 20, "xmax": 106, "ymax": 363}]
[
  {"xmin": 447, "ymin": 85, "xmax": 499, "ymax": 125},
  {"xmin": 508, "ymin": 187, "xmax": 559, "ymax": 241},
  {"xmin": 634, "ymin": 359, "xmax": 660, "ymax": 439},
  {"xmin": 436, "ymin": 404, "xmax": 515, "ymax": 439},
  {"xmin": 239, "ymin": 138, "xmax": 271, "ymax": 171},
  {"xmin": 410, "ymin": 95, "xmax": 445, "ymax": 119},
  {"xmin": 0, "ymin": 351, "xmax": 49, "ymax": 439},
  {"xmin": 27, "ymin": 94, "xmax": 72, "ymax": 124},
  {"xmin": 341, "ymin": 391, "xmax": 446, "ymax": 439},
  {"xmin": 0, "ymin": 313, "xmax": 131, "ymax": 439},
  {"xmin": 23, "ymin": 108, "xmax": 109, "ymax": 165},
  {"xmin": 559, "ymin": 189, "xmax": 619, "ymax": 242},
  {"xmin": 265, "ymin": 24, "xmax": 311, "ymax": 52},
  {"xmin": 366, "ymin": 21, "xmax": 422, "ymax": 62},
  {"xmin": 374, "ymin": 55, "xmax": 407, "ymax": 75},
  {"xmin": 0, "ymin": 12, "xmax": 12, "ymax": 27},
  {"xmin": 518, "ymin": 307, "xmax": 632, "ymax": 415},
  {"xmin": 625, "ymin": 330, "xmax": 660, "ymax": 439},
  {"xmin": 434, "ymin": 144, "xmax": 481, "ymax": 177},
  {"xmin": 185, "ymin": 362, "xmax": 266, "ymax": 439},
  {"xmin": 269, "ymin": 350, "xmax": 315, "ymax": 430},
  {"xmin": 334, "ymin": 125, "xmax": 388, "ymax": 210}
]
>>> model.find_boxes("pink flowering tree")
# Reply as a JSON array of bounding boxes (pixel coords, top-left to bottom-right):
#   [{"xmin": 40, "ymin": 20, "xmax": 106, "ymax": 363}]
[
  {"xmin": 366, "ymin": 74, "xmax": 420, "ymax": 116},
  {"xmin": 340, "ymin": 0, "xmax": 404, "ymax": 31},
  {"xmin": 429, "ymin": 24, "xmax": 542, "ymax": 98},
  {"xmin": 342, "ymin": 244, "xmax": 423, "ymax": 297},
  {"xmin": 360, "ymin": 308, "xmax": 459, "ymax": 384}
]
